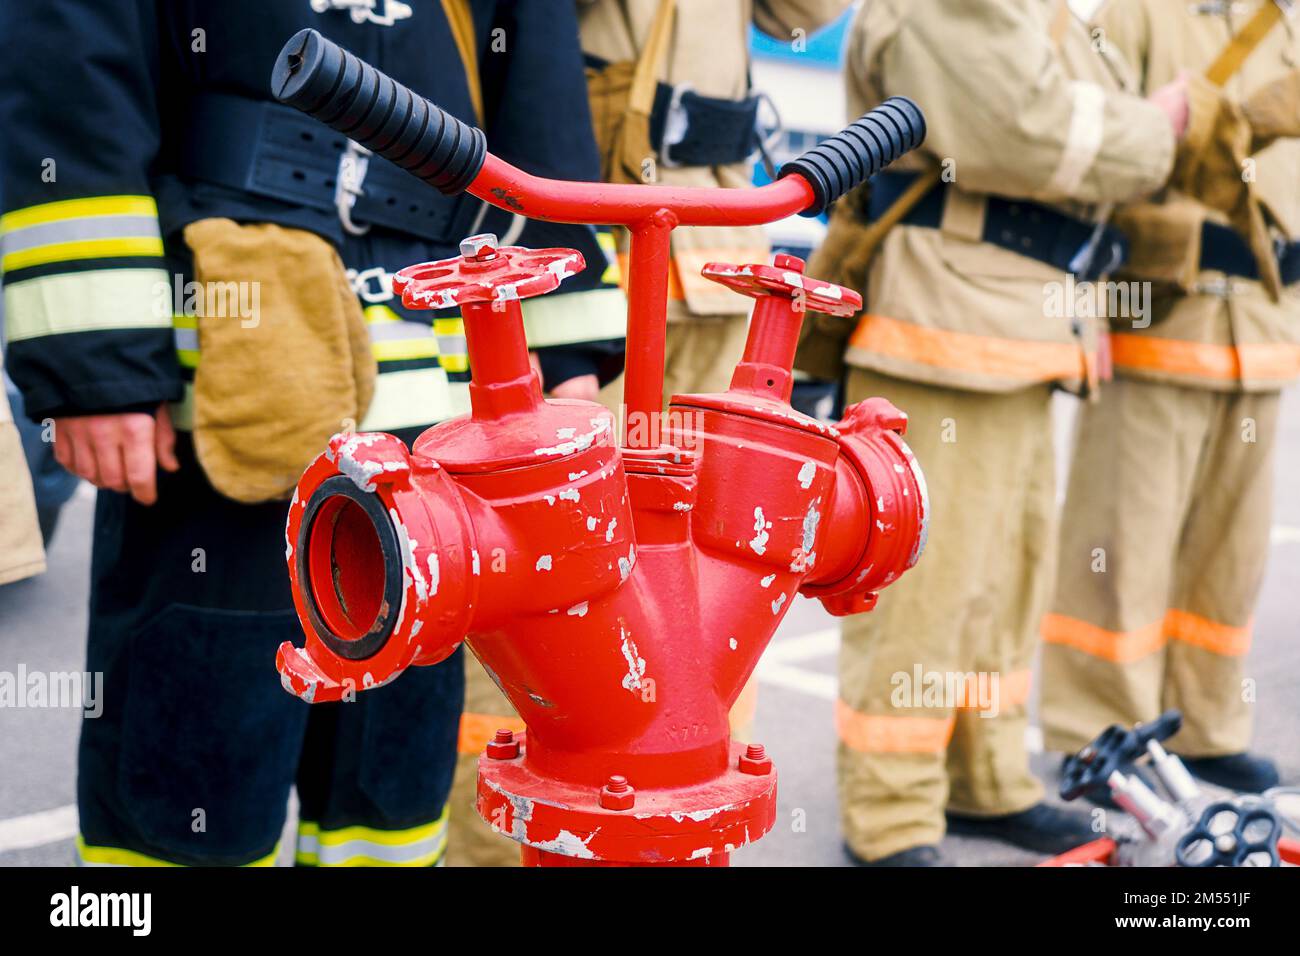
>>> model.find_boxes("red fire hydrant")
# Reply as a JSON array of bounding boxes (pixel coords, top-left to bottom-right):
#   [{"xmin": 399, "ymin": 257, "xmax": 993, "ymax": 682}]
[{"xmin": 269, "ymin": 28, "xmax": 929, "ymax": 866}]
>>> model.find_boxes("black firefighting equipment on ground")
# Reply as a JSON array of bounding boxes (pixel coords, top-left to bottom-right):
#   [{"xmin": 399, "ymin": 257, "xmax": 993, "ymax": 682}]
[{"xmin": 0, "ymin": 0, "xmax": 624, "ymax": 866}]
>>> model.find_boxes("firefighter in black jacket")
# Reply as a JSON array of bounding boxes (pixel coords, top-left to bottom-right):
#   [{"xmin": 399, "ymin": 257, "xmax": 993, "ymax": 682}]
[{"xmin": 0, "ymin": 0, "xmax": 625, "ymax": 866}]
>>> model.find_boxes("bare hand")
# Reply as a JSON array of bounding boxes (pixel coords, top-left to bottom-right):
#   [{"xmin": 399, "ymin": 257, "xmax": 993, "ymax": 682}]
[
  {"xmin": 52, "ymin": 405, "xmax": 180, "ymax": 505},
  {"xmin": 528, "ymin": 350, "xmax": 600, "ymax": 402},
  {"xmin": 547, "ymin": 374, "xmax": 600, "ymax": 402},
  {"xmin": 1150, "ymin": 74, "xmax": 1191, "ymax": 141}
]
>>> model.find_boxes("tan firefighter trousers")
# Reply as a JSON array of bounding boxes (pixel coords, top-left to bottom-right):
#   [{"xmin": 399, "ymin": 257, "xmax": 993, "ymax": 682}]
[
  {"xmin": 1041, "ymin": 376, "xmax": 1278, "ymax": 757},
  {"xmin": 837, "ymin": 368, "xmax": 1054, "ymax": 861}
]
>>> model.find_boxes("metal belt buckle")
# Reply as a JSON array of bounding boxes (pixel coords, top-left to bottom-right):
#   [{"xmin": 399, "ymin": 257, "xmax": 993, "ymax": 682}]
[
  {"xmin": 309, "ymin": 0, "xmax": 413, "ymax": 28},
  {"xmin": 1068, "ymin": 220, "xmax": 1122, "ymax": 280},
  {"xmin": 1193, "ymin": 276, "xmax": 1245, "ymax": 298},
  {"xmin": 335, "ymin": 140, "xmax": 373, "ymax": 236},
  {"xmin": 659, "ymin": 83, "xmax": 694, "ymax": 170}
]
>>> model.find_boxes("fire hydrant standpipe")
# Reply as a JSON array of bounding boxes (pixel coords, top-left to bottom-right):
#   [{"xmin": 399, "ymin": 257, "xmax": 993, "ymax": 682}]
[{"xmin": 271, "ymin": 29, "xmax": 930, "ymax": 866}]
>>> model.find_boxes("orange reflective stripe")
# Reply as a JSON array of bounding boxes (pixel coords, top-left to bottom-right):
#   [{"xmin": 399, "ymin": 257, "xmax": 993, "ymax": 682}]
[
  {"xmin": 1164, "ymin": 609, "xmax": 1252, "ymax": 657},
  {"xmin": 850, "ymin": 314, "xmax": 1086, "ymax": 383},
  {"xmin": 617, "ymin": 251, "xmax": 686, "ymax": 301},
  {"xmin": 835, "ymin": 699, "xmax": 955, "ymax": 754},
  {"xmin": 728, "ymin": 677, "xmax": 759, "ymax": 734},
  {"xmin": 458, "ymin": 712, "xmax": 526, "ymax": 755},
  {"xmin": 948, "ymin": 668, "xmax": 1031, "ymax": 712},
  {"xmin": 1239, "ymin": 342, "xmax": 1300, "ymax": 382},
  {"xmin": 1041, "ymin": 612, "xmax": 1166, "ymax": 663},
  {"xmin": 1109, "ymin": 332, "xmax": 1241, "ymax": 380}
]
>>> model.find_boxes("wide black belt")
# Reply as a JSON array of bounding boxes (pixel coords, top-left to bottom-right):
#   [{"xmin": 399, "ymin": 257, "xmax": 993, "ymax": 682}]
[
  {"xmin": 868, "ymin": 171, "xmax": 1129, "ymax": 283},
  {"xmin": 1200, "ymin": 220, "xmax": 1300, "ymax": 286},
  {"xmin": 585, "ymin": 54, "xmax": 765, "ymax": 168},
  {"xmin": 180, "ymin": 93, "xmax": 480, "ymax": 242}
]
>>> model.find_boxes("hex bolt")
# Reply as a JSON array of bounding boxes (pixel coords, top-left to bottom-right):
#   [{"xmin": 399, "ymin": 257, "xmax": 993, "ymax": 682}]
[
  {"xmin": 599, "ymin": 774, "xmax": 636, "ymax": 811},
  {"xmin": 460, "ymin": 232, "xmax": 499, "ymax": 261},
  {"xmin": 739, "ymin": 743, "xmax": 773, "ymax": 776},
  {"xmin": 485, "ymin": 727, "xmax": 520, "ymax": 760}
]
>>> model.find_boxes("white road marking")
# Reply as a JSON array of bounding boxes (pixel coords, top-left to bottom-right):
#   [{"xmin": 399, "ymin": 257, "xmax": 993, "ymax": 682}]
[
  {"xmin": 0, "ymin": 803, "xmax": 77, "ymax": 854},
  {"xmin": 763, "ymin": 627, "xmax": 838, "ymax": 663},
  {"xmin": 755, "ymin": 659, "xmax": 837, "ymax": 701},
  {"xmin": 1272, "ymin": 525, "xmax": 1300, "ymax": 545}
]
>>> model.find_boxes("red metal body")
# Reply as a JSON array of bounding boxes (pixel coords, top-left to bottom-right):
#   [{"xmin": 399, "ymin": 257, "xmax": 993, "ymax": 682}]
[{"xmin": 276, "ymin": 156, "xmax": 928, "ymax": 865}]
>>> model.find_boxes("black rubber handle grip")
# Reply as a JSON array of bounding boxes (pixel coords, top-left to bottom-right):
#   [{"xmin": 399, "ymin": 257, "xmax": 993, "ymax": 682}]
[
  {"xmin": 780, "ymin": 97, "xmax": 927, "ymax": 217},
  {"xmin": 271, "ymin": 28, "xmax": 486, "ymax": 196}
]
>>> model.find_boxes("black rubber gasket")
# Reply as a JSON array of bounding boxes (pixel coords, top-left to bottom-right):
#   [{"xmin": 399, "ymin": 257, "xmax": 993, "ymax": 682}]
[{"xmin": 297, "ymin": 475, "xmax": 404, "ymax": 662}]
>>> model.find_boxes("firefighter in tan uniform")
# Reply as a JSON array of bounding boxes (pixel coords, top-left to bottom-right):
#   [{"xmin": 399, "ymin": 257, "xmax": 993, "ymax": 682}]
[
  {"xmin": 817, "ymin": 0, "xmax": 1213, "ymax": 865},
  {"xmin": 1041, "ymin": 0, "xmax": 1300, "ymax": 794},
  {"xmin": 584, "ymin": 0, "xmax": 851, "ymax": 400},
  {"xmin": 445, "ymin": 0, "xmax": 851, "ymax": 866}
]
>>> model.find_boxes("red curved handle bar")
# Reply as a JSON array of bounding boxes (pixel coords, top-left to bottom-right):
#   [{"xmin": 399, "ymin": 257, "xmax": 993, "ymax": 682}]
[
  {"xmin": 469, "ymin": 154, "xmax": 816, "ymax": 227},
  {"xmin": 464, "ymin": 154, "xmax": 821, "ymax": 447}
]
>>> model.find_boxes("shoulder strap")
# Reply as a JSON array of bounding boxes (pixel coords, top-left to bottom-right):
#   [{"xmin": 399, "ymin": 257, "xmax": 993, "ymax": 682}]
[
  {"xmin": 630, "ymin": 0, "xmax": 677, "ymax": 116},
  {"xmin": 440, "ymin": 0, "xmax": 483, "ymax": 122},
  {"xmin": 1206, "ymin": 1, "xmax": 1288, "ymax": 87}
]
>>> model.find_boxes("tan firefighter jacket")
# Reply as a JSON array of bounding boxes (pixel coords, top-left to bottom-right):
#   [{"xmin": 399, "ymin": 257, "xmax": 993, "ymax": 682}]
[
  {"xmin": 843, "ymin": 0, "xmax": 1177, "ymax": 394},
  {"xmin": 1099, "ymin": 0, "xmax": 1300, "ymax": 392},
  {"xmin": 578, "ymin": 0, "xmax": 851, "ymax": 317}
]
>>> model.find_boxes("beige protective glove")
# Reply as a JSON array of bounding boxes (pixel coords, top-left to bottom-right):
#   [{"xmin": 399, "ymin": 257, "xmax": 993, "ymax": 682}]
[
  {"xmin": 184, "ymin": 219, "xmax": 376, "ymax": 503},
  {"xmin": 1243, "ymin": 67, "xmax": 1300, "ymax": 152},
  {"xmin": 1171, "ymin": 75, "xmax": 1283, "ymax": 299},
  {"xmin": 796, "ymin": 195, "xmax": 871, "ymax": 381}
]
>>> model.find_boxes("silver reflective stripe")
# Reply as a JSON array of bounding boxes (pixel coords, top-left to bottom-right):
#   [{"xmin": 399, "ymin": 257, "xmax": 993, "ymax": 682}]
[
  {"xmin": 173, "ymin": 327, "xmax": 199, "ymax": 352},
  {"xmin": 0, "ymin": 215, "xmax": 161, "ymax": 257},
  {"xmin": 520, "ymin": 286, "xmax": 627, "ymax": 347},
  {"xmin": 359, "ymin": 367, "xmax": 468, "ymax": 431},
  {"xmin": 296, "ymin": 826, "xmax": 447, "ymax": 866},
  {"xmin": 3, "ymin": 269, "xmax": 173, "ymax": 342},
  {"xmin": 367, "ymin": 319, "xmax": 437, "ymax": 342}
]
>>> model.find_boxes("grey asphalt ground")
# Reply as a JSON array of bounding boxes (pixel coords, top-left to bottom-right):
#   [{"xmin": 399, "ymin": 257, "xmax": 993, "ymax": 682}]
[{"xmin": 2, "ymin": 388, "xmax": 1297, "ymax": 867}]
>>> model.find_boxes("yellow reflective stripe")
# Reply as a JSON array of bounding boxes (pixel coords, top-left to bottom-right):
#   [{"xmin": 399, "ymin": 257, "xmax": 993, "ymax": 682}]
[
  {"xmin": 294, "ymin": 846, "xmax": 446, "ymax": 867},
  {"xmin": 373, "ymin": 338, "xmax": 441, "ymax": 362},
  {"xmin": 363, "ymin": 304, "xmax": 404, "ymax": 324},
  {"xmin": 172, "ymin": 314, "xmax": 199, "ymax": 368},
  {"xmin": 298, "ymin": 810, "xmax": 447, "ymax": 848},
  {"xmin": 366, "ymin": 306, "xmax": 466, "ymax": 364},
  {"xmin": 359, "ymin": 367, "xmax": 469, "ymax": 431},
  {"xmin": 4, "ymin": 236, "xmax": 165, "ymax": 272},
  {"xmin": 1, "ymin": 195, "xmax": 158, "ymax": 232},
  {"xmin": 520, "ymin": 286, "xmax": 626, "ymax": 347},
  {"xmin": 75, "ymin": 835, "xmax": 278, "ymax": 867},
  {"xmin": 597, "ymin": 230, "xmax": 621, "ymax": 285},
  {"xmin": 3, "ymin": 269, "xmax": 172, "ymax": 342},
  {"xmin": 295, "ymin": 810, "xmax": 448, "ymax": 867}
]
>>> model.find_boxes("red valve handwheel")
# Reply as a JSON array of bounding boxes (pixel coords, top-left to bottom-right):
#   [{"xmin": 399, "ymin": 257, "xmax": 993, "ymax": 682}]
[
  {"xmin": 700, "ymin": 254, "xmax": 862, "ymax": 318},
  {"xmin": 392, "ymin": 233, "xmax": 585, "ymax": 310}
]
